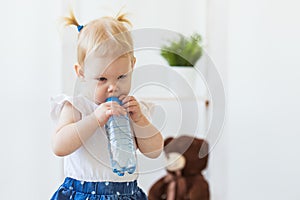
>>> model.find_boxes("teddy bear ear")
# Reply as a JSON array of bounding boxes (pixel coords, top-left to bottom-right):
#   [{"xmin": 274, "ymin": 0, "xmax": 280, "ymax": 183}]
[
  {"xmin": 164, "ymin": 137, "xmax": 174, "ymax": 147},
  {"xmin": 199, "ymin": 140, "xmax": 209, "ymax": 159}
]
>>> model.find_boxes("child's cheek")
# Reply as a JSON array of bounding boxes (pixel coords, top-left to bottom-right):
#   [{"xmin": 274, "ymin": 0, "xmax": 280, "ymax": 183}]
[{"xmin": 119, "ymin": 79, "xmax": 132, "ymax": 96}]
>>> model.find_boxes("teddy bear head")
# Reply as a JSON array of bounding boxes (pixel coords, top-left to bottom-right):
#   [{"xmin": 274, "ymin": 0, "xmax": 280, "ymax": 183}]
[{"xmin": 164, "ymin": 135, "xmax": 209, "ymax": 176}]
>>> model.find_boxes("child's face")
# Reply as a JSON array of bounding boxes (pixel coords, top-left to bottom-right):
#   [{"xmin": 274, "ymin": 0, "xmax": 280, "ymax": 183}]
[{"xmin": 80, "ymin": 55, "xmax": 134, "ymax": 104}]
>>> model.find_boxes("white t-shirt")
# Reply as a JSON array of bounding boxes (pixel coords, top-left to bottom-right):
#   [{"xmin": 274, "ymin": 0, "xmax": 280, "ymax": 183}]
[{"xmin": 50, "ymin": 94, "xmax": 152, "ymax": 182}]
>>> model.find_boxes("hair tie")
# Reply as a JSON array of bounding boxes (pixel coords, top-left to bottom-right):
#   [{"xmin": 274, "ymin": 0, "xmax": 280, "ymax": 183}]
[{"xmin": 77, "ymin": 25, "xmax": 84, "ymax": 32}]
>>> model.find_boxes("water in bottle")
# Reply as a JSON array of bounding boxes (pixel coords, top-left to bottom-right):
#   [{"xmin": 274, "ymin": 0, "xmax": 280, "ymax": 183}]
[{"xmin": 105, "ymin": 96, "xmax": 137, "ymax": 176}]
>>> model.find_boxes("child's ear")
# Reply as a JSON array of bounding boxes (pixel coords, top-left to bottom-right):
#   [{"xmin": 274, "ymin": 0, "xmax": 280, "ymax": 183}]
[
  {"xmin": 74, "ymin": 64, "xmax": 84, "ymax": 79},
  {"xmin": 131, "ymin": 57, "xmax": 136, "ymax": 68}
]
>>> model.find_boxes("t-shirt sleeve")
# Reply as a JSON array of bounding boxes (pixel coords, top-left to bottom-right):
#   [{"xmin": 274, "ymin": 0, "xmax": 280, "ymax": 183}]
[
  {"xmin": 50, "ymin": 94, "xmax": 73, "ymax": 123},
  {"xmin": 50, "ymin": 94, "xmax": 92, "ymax": 123}
]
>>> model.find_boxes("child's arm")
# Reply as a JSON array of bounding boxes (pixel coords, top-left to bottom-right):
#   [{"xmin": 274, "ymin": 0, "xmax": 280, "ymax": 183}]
[
  {"xmin": 120, "ymin": 96, "xmax": 164, "ymax": 159},
  {"xmin": 132, "ymin": 116, "xmax": 164, "ymax": 159},
  {"xmin": 52, "ymin": 101, "xmax": 126, "ymax": 156}
]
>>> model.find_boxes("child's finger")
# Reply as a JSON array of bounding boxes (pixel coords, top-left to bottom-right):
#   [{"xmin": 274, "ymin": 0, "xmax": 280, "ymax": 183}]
[
  {"xmin": 102, "ymin": 101, "xmax": 119, "ymax": 108},
  {"xmin": 119, "ymin": 95, "xmax": 127, "ymax": 102},
  {"xmin": 122, "ymin": 100, "xmax": 138, "ymax": 109},
  {"xmin": 106, "ymin": 109, "xmax": 122, "ymax": 117},
  {"xmin": 105, "ymin": 109, "xmax": 113, "ymax": 117},
  {"xmin": 121, "ymin": 96, "xmax": 136, "ymax": 104},
  {"xmin": 110, "ymin": 105, "xmax": 127, "ymax": 115},
  {"xmin": 126, "ymin": 105, "xmax": 139, "ymax": 113},
  {"xmin": 105, "ymin": 101, "xmax": 120, "ymax": 106},
  {"xmin": 106, "ymin": 102, "xmax": 126, "ymax": 112}
]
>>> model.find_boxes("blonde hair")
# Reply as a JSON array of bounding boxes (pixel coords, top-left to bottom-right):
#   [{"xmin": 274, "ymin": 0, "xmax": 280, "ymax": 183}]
[{"xmin": 63, "ymin": 10, "xmax": 134, "ymax": 67}]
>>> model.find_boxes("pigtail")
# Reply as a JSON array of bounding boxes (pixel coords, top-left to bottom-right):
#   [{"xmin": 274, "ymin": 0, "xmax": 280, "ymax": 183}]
[
  {"xmin": 63, "ymin": 9, "xmax": 80, "ymax": 27},
  {"xmin": 115, "ymin": 12, "xmax": 132, "ymax": 27}
]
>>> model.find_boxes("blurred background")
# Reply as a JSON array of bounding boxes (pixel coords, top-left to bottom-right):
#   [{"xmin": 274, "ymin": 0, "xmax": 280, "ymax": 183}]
[{"xmin": 0, "ymin": 0, "xmax": 299, "ymax": 199}]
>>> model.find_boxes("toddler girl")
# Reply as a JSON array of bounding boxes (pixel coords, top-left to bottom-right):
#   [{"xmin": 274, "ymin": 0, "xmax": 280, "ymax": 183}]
[{"xmin": 50, "ymin": 11, "xmax": 163, "ymax": 200}]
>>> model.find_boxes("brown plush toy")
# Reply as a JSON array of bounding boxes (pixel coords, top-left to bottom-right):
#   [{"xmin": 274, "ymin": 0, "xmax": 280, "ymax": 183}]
[{"xmin": 148, "ymin": 136, "xmax": 209, "ymax": 200}]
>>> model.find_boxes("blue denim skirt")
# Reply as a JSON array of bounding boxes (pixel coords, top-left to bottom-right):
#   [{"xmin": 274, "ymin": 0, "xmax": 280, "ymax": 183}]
[{"xmin": 51, "ymin": 177, "xmax": 148, "ymax": 200}]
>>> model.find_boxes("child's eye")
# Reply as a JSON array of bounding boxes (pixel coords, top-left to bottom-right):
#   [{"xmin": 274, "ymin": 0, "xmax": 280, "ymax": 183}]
[
  {"xmin": 118, "ymin": 75, "xmax": 127, "ymax": 79},
  {"xmin": 97, "ymin": 77, "xmax": 107, "ymax": 82}
]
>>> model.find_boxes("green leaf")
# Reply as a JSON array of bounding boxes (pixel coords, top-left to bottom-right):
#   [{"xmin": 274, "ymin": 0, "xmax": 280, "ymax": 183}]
[{"xmin": 161, "ymin": 33, "xmax": 203, "ymax": 66}]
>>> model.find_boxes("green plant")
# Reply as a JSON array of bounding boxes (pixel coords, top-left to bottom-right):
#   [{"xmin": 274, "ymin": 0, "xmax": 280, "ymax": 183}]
[{"xmin": 161, "ymin": 33, "xmax": 203, "ymax": 67}]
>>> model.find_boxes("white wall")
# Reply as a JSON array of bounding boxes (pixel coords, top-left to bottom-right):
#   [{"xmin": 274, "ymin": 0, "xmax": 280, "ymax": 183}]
[
  {"xmin": 205, "ymin": 0, "xmax": 229, "ymax": 199},
  {"xmin": 76, "ymin": 0, "xmax": 206, "ymax": 37},
  {"xmin": 226, "ymin": 0, "xmax": 300, "ymax": 199},
  {"xmin": 0, "ymin": 0, "xmax": 62, "ymax": 199}
]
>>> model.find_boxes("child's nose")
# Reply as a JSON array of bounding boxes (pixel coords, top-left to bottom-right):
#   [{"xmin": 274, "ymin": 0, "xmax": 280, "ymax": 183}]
[{"xmin": 108, "ymin": 83, "xmax": 118, "ymax": 93}]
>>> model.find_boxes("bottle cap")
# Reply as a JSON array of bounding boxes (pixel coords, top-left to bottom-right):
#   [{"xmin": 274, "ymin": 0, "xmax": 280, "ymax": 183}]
[{"xmin": 105, "ymin": 96, "xmax": 122, "ymax": 105}]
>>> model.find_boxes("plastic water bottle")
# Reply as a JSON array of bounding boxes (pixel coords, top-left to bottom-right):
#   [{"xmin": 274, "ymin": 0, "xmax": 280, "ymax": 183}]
[{"xmin": 105, "ymin": 97, "xmax": 137, "ymax": 176}]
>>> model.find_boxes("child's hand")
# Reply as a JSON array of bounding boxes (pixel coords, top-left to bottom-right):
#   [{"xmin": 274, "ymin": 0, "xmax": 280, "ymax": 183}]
[
  {"xmin": 120, "ymin": 95, "xmax": 144, "ymax": 123},
  {"xmin": 93, "ymin": 101, "xmax": 127, "ymax": 127}
]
